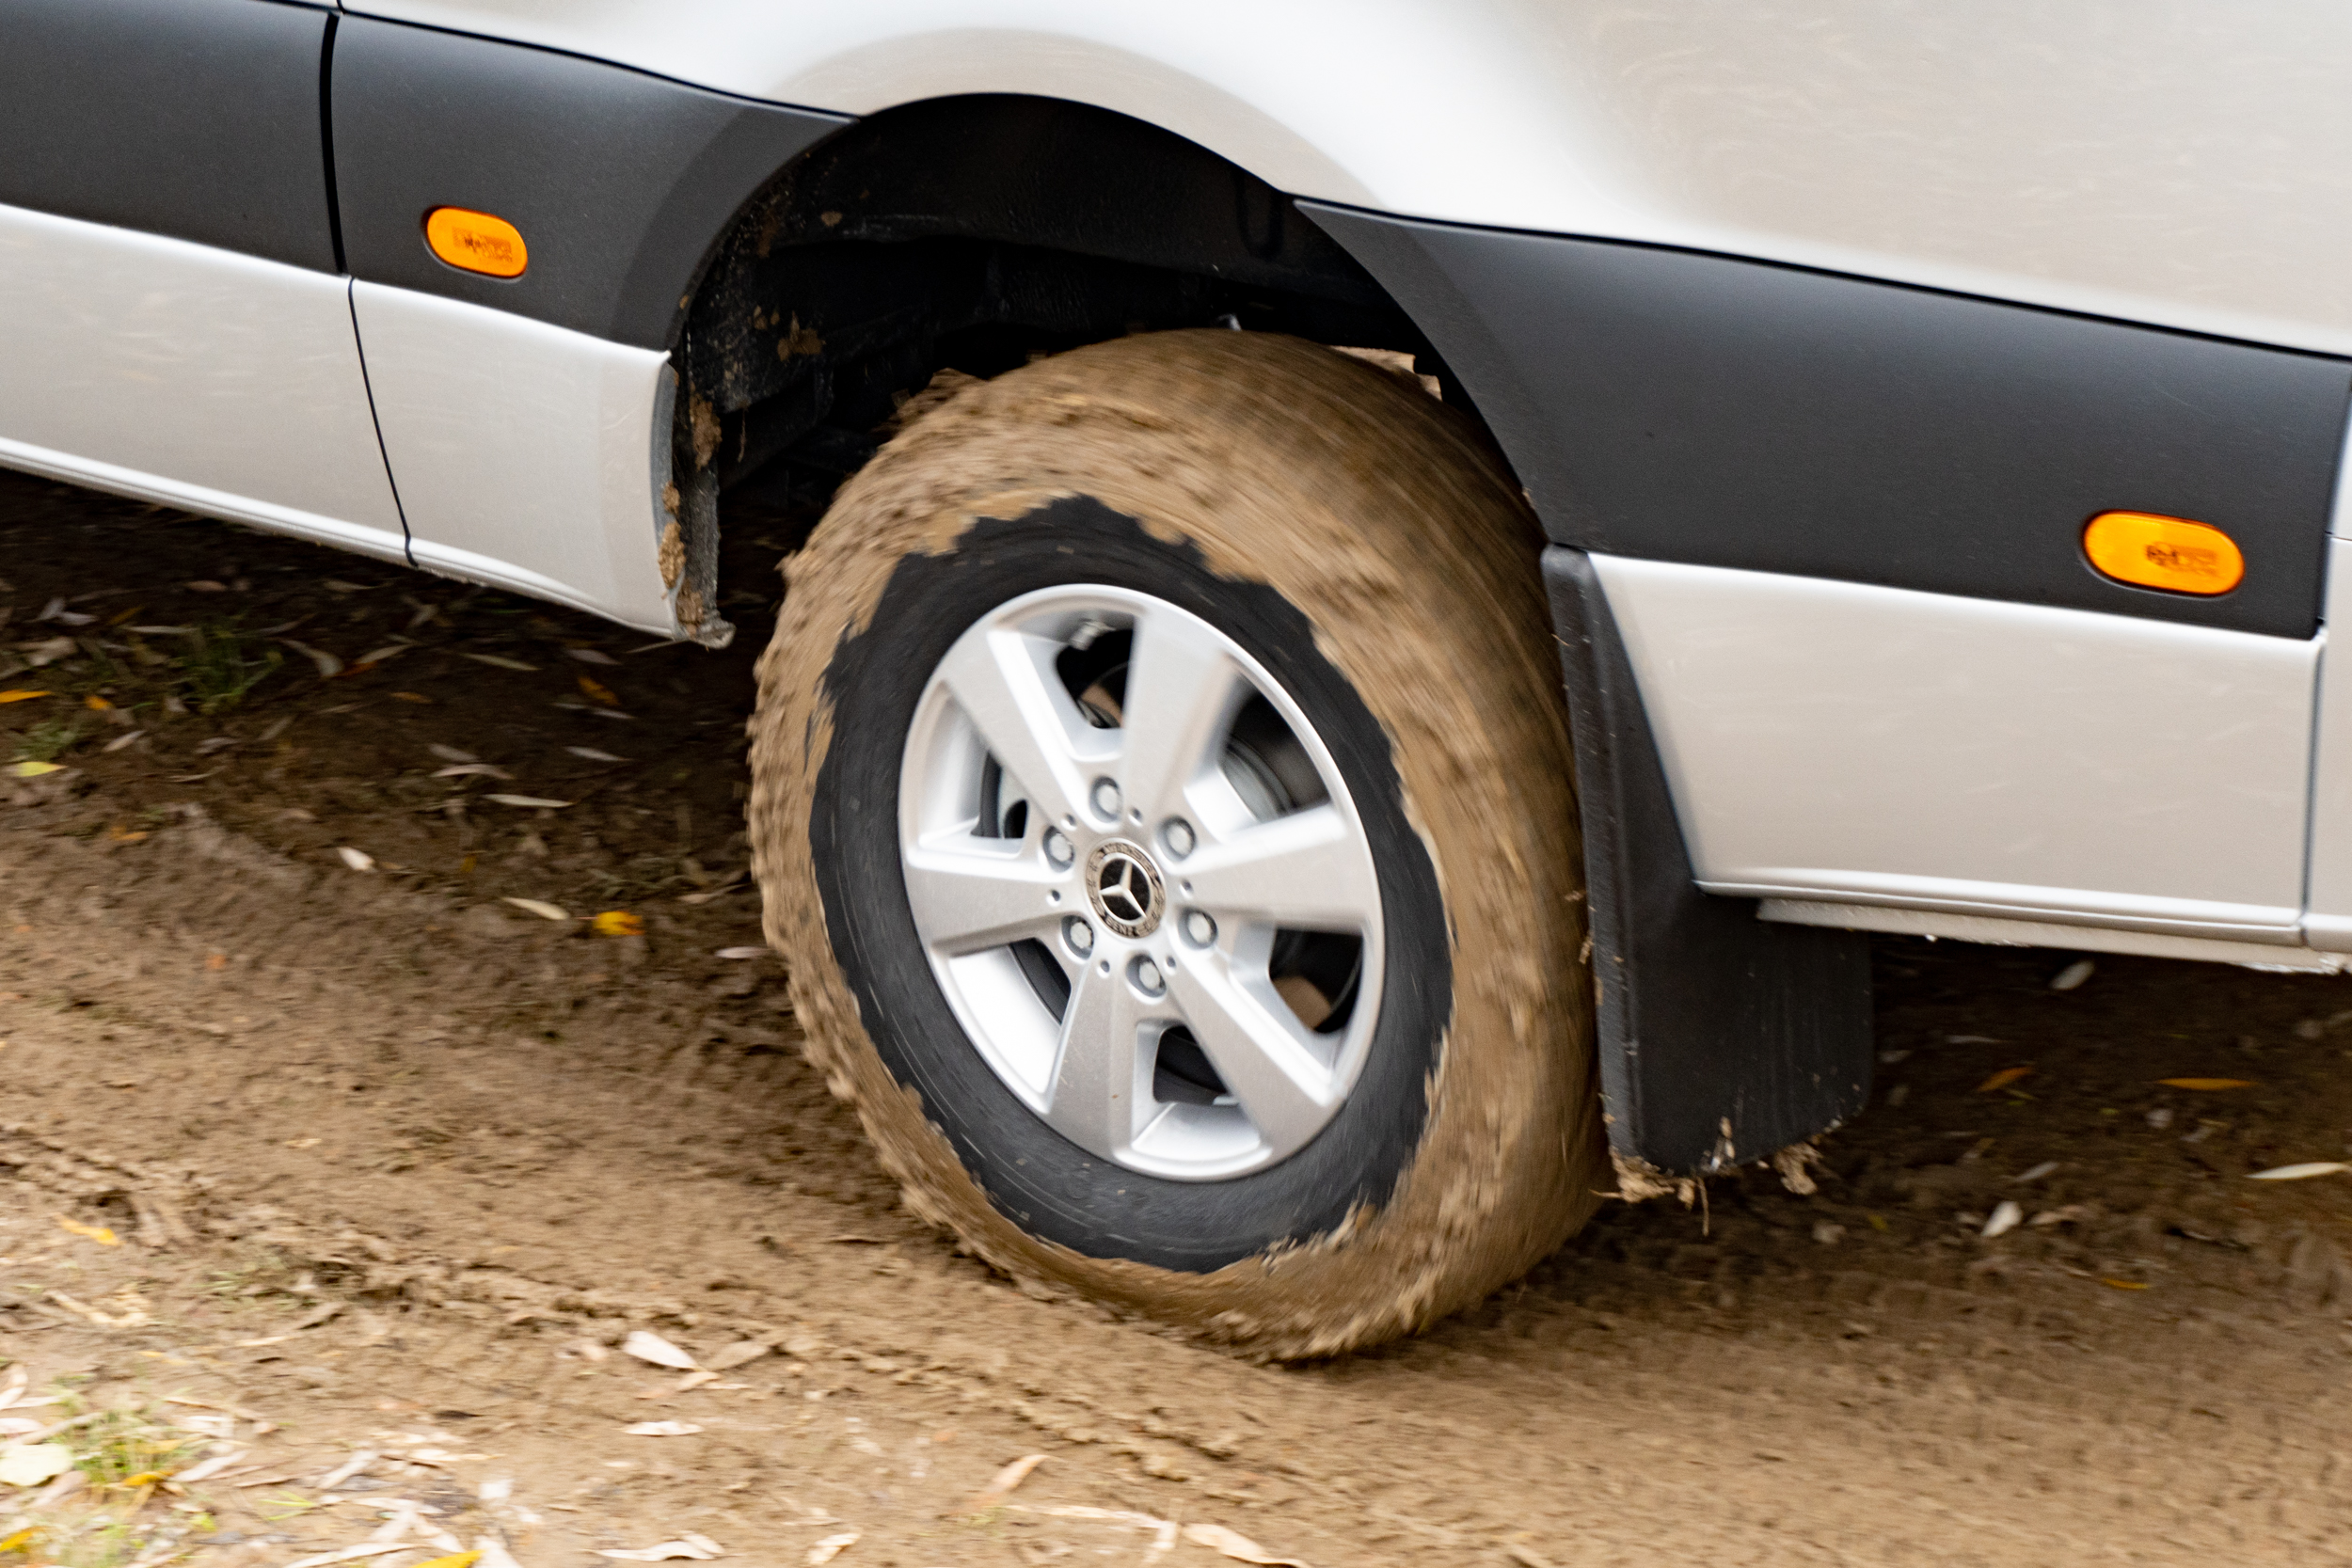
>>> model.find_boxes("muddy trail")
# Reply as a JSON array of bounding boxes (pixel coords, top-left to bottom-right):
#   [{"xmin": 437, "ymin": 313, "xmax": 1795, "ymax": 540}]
[{"xmin": 2, "ymin": 469, "xmax": 2350, "ymax": 1567}]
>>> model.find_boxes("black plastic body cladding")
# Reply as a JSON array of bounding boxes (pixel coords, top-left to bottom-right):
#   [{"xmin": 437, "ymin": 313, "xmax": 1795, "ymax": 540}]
[
  {"xmin": 1305, "ymin": 206, "xmax": 2351, "ymax": 640},
  {"xmin": 1545, "ymin": 547, "xmax": 1873, "ymax": 1172},
  {"xmin": 332, "ymin": 20, "xmax": 847, "ymax": 348},
  {"xmin": 0, "ymin": 0, "xmax": 338, "ymax": 272}
]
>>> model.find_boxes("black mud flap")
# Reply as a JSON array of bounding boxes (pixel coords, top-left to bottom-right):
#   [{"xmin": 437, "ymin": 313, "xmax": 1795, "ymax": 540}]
[{"xmin": 1543, "ymin": 546, "xmax": 1872, "ymax": 1174}]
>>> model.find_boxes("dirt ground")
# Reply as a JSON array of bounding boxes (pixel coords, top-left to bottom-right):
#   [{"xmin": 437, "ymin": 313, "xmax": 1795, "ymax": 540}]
[{"xmin": 2, "ymin": 468, "xmax": 2350, "ymax": 1568}]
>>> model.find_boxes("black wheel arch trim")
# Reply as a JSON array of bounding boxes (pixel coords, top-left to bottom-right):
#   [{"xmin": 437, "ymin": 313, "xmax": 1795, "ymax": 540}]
[
  {"xmin": 1304, "ymin": 202, "xmax": 2351, "ymax": 641},
  {"xmin": 330, "ymin": 16, "xmax": 848, "ymax": 349}
]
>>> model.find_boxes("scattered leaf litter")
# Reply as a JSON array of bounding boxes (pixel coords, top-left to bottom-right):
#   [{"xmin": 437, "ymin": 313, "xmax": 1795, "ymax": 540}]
[
  {"xmin": 2248, "ymin": 1162, "xmax": 2352, "ymax": 1180},
  {"xmin": 2158, "ymin": 1078, "xmax": 2254, "ymax": 1091},
  {"xmin": 484, "ymin": 794, "xmax": 572, "ymax": 809},
  {"xmin": 592, "ymin": 911, "xmax": 644, "ymax": 937},
  {"xmin": 1976, "ymin": 1067, "xmax": 2033, "ymax": 1093},
  {"xmin": 1981, "ymin": 1201, "xmax": 2023, "ymax": 1238},
  {"xmin": 460, "ymin": 653, "xmax": 540, "ymax": 672},
  {"xmin": 337, "ymin": 847, "xmax": 376, "ymax": 873},
  {"xmin": 805, "ymin": 1534, "xmax": 859, "ymax": 1565}
]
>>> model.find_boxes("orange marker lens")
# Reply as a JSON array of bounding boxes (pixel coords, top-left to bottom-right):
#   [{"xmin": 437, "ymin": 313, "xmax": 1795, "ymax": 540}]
[
  {"xmin": 424, "ymin": 207, "xmax": 528, "ymax": 278},
  {"xmin": 2083, "ymin": 511, "xmax": 2243, "ymax": 596}
]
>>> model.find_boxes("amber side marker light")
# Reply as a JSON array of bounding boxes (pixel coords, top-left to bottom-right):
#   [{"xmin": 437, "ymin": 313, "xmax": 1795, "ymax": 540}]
[
  {"xmin": 2083, "ymin": 511, "xmax": 2244, "ymax": 596},
  {"xmin": 424, "ymin": 207, "xmax": 527, "ymax": 278}
]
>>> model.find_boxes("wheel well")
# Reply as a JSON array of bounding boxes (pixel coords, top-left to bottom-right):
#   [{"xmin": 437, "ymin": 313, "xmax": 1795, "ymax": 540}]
[{"xmin": 670, "ymin": 95, "xmax": 1472, "ymax": 535}]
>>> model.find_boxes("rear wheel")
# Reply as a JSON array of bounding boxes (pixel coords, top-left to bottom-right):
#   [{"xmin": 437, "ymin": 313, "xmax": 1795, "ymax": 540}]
[{"xmin": 751, "ymin": 330, "xmax": 1602, "ymax": 1355}]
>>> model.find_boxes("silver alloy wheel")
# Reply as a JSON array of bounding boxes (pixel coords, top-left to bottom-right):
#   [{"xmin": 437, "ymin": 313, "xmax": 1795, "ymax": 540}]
[{"xmin": 897, "ymin": 584, "xmax": 1387, "ymax": 1181}]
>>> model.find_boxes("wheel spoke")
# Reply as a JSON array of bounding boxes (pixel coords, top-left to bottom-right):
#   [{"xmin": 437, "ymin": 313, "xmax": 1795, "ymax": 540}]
[
  {"xmin": 1178, "ymin": 804, "xmax": 1377, "ymax": 932},
  {"xmin": 1166, "ymin": 963, "xmax": 1335, "ymax": 1153},
  {"xmin": 1041, "ymin": 960, "xmax": 1154, "ymax": 1155},
  {"xmin": 1117, "ymin": 604, "xmax": 1247, "ymax": 822},
  {"xmin": 902, "ymin": 839, "xmax": 1068, "ymax": 956},
  {"xmin": 935, "ymin": 626, "xmax": 1089, "ymax": 827}
]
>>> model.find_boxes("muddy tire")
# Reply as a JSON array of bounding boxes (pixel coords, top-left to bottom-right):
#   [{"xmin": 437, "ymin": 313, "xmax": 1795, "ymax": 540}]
[{"xmin": 749, "ymin": 330, "xmax": 1602, "ymax": 1356}]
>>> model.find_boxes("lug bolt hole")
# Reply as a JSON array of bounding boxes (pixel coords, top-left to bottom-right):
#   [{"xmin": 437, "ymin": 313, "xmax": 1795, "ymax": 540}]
[
  {"xmin": 1090, "ymin": 778, "xmax": 1122, "ymax": 819},
  {"xmin": 1163, "ymin": 819, "xmax": 1196, "ymax": 858},
  {"xmin": 1043, "ymin": 828, "xmax": 1073, "ymax": 868},
  {"xmin": 1181, "ymin": 910, "xmax": 1216, "ymax": 947},
  {"xmin": 1130, "ymin": 956, "xmax": 1166, "ymax": 997},
  {"xmin": 1063, "ymin": 916, "xmax": 1095, "ymax": 957}
]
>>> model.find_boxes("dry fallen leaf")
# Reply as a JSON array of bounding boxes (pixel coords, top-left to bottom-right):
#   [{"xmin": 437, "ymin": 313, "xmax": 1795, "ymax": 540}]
[
  {"xmin": 281, "ymin": 640, "xmax": 344, "ymax": 678},
  {"xmin": 1181, "ymin": 1523, "xmax": 1309, "ymax": 1567},
  {"xmin": 624, "ymin": 1420, "xmax": 702, "ymax": 1437},
  {"xmin": 715, "ymin": 946, "xmax": 769, "ymax": 960},
  {"xmin": 55, "ymin": 1215, "xmax": 119, "ymax": 1246},
  {"xmin": 2049, "ymin": 959, "xmax": 2095, "ymax": 991},
  {"xmin": 806, "ymin": 1534, "xmax": 859, "ymax": 1566},
  {"xmin": 5, "ymin": 761, "xmax": 62, "ymax": 779},
  {"xmin": 701, "ymin": 1340, "xmax": 770, "ymax": 1371},
  {"xmin": 406, "ymin": 1552, "xmax": 482, "ymax": 1568},
  {"xmin": 967, "ymin": 1454, "xmax": 1045, "ymax": 1512},
  {"xmin": 461, "ymin": 653, "xmax": 539, "ymax": 673},
  {"xmin": 0, "ymin": 690, "xmax": 52, "ymax": 704},
  {"xmin": 2157, "ymin": 1078, "xmax": 2254, "ymax": 1091},
  {"xmin": 337, "ymin": 847, "xmax": 376, "ymax": 873},
  {"xmin": 2098, "ymin": 1278, "xmax": 2151, "ymax": 1291},
  {"xmin": 484, "ymin": 794, "xmax": 572, "ymax": 809},
  {"xmin": 567, "ymin": 747, "xmax": 628, "ymax": 763},
  {"xmin": 1976, "ymin": 1066, "xmax": 2034, "ymax": 1093},
  {"xmin": 429, "ymin": 743, "xmax": 478, "ymax": 763},
  {"xmin": 0, "ymin": 1443, "xmax": 74, "ymax": 1488},
  {"xmin": 621, "ymin": 1330, "xmax": 700, "ymax": 1370},
  {"xmin": 593, "ymin": 911, "xmax": 645, "ymax": 938},
  {"xmin": 434, "ymin": 764, "xmax": 515, "ymax": 781},
  {"xmin": 1980, "ymin": 1200, "xmax": 2023, "ymax": 1239},
  {"xmin": 501, "ymin": 897, "xmax": 571, "ymax": 922},
  {"xmin": 567, "ymin": 647, "xmax": 621, "ymax": 666},
  {"xmin": 595, "ymin": 1537, "xmax": 722, "ymax": 1562},
  {"xmin": 578, "ymin": 673, "xmax": 620, "ymax": 706},
  {"xmin": 310, "ymin": 1451, "xmax": 377, "ymax": 1492},
  {"xmin": 2248, "ymin": 1162, "xmax": 2352, "ymax": 1181}
]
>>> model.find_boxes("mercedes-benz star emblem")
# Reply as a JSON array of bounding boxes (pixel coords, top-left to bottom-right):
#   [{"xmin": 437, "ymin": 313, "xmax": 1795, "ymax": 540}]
[{"xmin": 1084, "ymin": 839, "xmax": 1166, "ymax": 938}]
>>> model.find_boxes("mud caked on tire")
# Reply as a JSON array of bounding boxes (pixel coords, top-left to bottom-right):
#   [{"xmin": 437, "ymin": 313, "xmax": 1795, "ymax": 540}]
[{"xmin": 749, "ymin": 330, "xmax": 1603, "ymax": 1356}]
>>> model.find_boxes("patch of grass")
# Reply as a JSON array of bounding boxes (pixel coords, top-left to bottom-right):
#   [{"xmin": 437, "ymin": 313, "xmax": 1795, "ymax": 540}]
[
  {"xmin": 10, "ymin": 716, "xmax": 87, "ymax": 763},
  {"xmin": 71, "ymin": 1408, "xmax": 200, "ymax": 1492},
  {"xmin": 175, "ymin": 625, "xmax": 281, "ymax": 716}
]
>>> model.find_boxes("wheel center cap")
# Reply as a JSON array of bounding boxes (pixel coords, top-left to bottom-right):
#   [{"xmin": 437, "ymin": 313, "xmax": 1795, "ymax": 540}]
[{"xmin": 1085, "ymin": 839, "xmax": 1166, "ymax": 938}]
